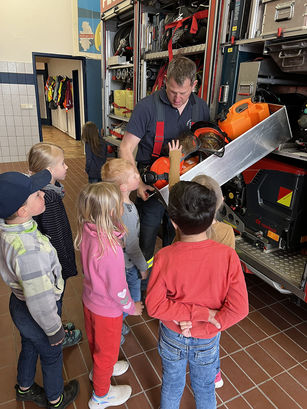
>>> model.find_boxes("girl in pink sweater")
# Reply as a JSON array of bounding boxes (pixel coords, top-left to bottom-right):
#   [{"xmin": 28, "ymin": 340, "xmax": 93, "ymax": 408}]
[{"xmin": 75, "ymin": 182, "xmax": 143, "ymax": 409}]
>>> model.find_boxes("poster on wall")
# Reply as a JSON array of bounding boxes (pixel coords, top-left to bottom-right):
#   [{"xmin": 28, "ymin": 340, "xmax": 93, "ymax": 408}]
[{"xmin": 78, "ymin": 0, "xmax": 101, "ymax": 53}]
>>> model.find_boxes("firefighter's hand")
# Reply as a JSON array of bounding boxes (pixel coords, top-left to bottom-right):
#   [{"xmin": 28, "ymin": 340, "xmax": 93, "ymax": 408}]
[
  {"xmin": 168, "ymin": 139, "xmax": 182, "ymax": 153},
  {"xmin": 138, "ymin": 180, "xmax": 154, "ymax": 201},
  {"xmin": 208, "ymin": 309, "xmax": 221, "ymax": 329}
]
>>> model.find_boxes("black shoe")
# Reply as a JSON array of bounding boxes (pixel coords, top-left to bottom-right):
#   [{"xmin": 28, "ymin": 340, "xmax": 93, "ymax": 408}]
[
  {"xmin": 15, "ymin": 382, "xmax": 47, "ymax": 407},
  {"xmin": 48, "ymin": 380, "xmax": 79, "ymax": 409},
  {"xmin": 62, "ymin": 329, "xmax": 82, "ymax": 349}
]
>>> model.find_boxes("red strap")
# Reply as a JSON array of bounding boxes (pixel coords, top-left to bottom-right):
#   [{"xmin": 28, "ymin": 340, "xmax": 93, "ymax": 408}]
[
  {"xmin": 152, "ymin": 122, "xmax": 165, "ymax": 158},
  {"xmin": 165, "ymin": 10, "xmax": 208, "ymax": 61}
]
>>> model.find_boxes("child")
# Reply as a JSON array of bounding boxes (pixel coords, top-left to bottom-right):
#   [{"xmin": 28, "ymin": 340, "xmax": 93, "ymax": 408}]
[
  {"xmin": 168, "ymin": 139, "xmax": 236, "ymax": 388},
  {"xmin": 81, "ymin": 121, "xmax": 107, "ymax": 183},
  {"xmin": 28, "ymin": 142, "xmax": 82, "ymax": 348},
  {"xmin": 75, "ymin": 182, "xmax": 144, "ymax": 409},
  {"xmin": 0, "ymin": 170, "xmax": 79, "ymax": 409},
  {"xmin": 168, "ymin": 139, "xmax": 235, "ymax": 249},
  {"xmin": 102, "ymin": 159, "xmax": 148, "ymax": 343},
  {"xmin": 146, "ymin": 181, "xmax": 249, "ymax": 409}
]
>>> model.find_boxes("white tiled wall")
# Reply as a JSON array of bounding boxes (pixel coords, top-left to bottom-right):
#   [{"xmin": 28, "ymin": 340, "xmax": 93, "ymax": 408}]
[{"xmin": 0, "ymin": 61, "xmax": 40, "ymax": 163}]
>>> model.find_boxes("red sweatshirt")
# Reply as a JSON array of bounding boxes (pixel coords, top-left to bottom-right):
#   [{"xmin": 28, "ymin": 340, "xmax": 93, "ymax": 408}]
[{"xmin": 146, "ymin": 239, "xmax": 249, "ymax": 338}]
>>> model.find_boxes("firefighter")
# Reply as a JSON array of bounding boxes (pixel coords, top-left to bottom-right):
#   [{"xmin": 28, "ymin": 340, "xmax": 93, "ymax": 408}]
[{"xmin": 119, "ymin": 55, "xmax": 210, "ymax": 289}]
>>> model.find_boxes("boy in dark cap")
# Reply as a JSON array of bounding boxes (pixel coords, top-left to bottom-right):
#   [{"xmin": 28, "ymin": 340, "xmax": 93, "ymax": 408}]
[{"xmin": 0, "ymin": 171, "xmax": 79, "ymax": 409}]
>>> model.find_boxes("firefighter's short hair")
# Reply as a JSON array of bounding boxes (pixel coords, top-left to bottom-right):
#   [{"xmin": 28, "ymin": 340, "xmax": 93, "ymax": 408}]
[{"xmin": 166, "ymin": 56, "xmax": 196, "ymax": 86}]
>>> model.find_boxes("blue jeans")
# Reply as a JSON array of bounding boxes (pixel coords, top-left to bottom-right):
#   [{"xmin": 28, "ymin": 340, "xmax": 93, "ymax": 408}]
[
  {"xmin": 158, "ymin": 323, "xmax": 220, "ymax": 409},
  {"xmin": 123, "ymin": 265, "xmax": 141, "ymax": 319},
  {"xmin": 9, "ymin": 293, "xmax": 64, "ymax": 402}
]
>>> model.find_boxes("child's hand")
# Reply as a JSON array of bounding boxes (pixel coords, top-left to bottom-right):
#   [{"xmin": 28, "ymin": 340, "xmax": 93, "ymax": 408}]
[
  {"xmin": 168, "ymin": 140, "xmax": 182, "ymax": 153},
  {"xmin": 208, "ymin": 309, "xmax": 221, "ymax": 329},
  {"xmin": 179, "ymin": 320, "xmax": 192, "ymax": 337},
  {"xmin": 140, "ymin": 270, "xmax": 148, "ymax": 280},
  {"xmin": 133, "ymin": 301, "xmax": 144, "ymax": 315}
]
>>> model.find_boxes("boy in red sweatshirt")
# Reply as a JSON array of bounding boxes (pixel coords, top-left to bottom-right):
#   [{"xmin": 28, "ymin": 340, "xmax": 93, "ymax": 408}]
[{"xmin": 146, "ymin": 181, "xmax": 249, "ymax": 409}]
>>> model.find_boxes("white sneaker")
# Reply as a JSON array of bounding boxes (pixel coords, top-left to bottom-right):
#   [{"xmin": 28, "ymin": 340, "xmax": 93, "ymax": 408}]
[
  {"xmin": 88, "ymin": 385, "xmax": 132, "ymax": 408},
  {"xmin": 89, "ymin": 361, "xmax": 129, "ymax": 381}
]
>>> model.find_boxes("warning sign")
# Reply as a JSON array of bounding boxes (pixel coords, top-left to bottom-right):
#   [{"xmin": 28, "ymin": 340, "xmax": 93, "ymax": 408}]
[{"xmin": 277, "ymin": 187, "xmax": 293, "ymax": 207}]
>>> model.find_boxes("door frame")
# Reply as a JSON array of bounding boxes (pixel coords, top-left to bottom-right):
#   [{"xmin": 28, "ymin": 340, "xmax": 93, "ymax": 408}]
[
  {"xmin": 36, "ymin": 67, "xmax": 51, "ymax": 126},
  {"xmin": 32, "ymin": 52, "xmax": 87, "ymax": 141}
]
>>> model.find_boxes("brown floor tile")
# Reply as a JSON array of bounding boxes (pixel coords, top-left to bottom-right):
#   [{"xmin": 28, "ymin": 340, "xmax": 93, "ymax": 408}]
[
  {"xmin": 225, "ymin": 396, "xmax": 252, "ymax": 409},
  {"xmin": 73, "ymin": 374, "xmax": 92, "ymax": 409},
  {"xmin": 274, "ymin": 371, "xmax": 306, "ymax": 408},
  {"xmin": 132, "ymin": 323, "xmax": 158, "ymax": 351},
  {"xmin": 245, "ymin": 344, "xmax": 284, "ymax": 377},
  {"xmin": 0, "ymin": 365, "xmax": 18, "ymax": 404},
  {"xmin": 230, "ymin": 350, "xmax": 270, "ymax": 384},
  {"xmin": 238, "ymin": 316, "xmax": 268, "ymax": 342},
  {"xmin": 146, "ymin": 348, "xmax": 162, "ymax": 378},
  {"xmin": 288, "ymin": 364, "xmax": 307, "ymax": 389},
  {"xmin": 0, "ymin": 313, "xmax": 15, "ymax": 339},
  {"xmin": 179, "ymin": 387, "xmax": 197, "ymax": 409},
  {"xmin": 259, "ymin": 307, "xmax": 293, "ymax": 331},
  {"xmin": 146, "ymin": 318, "xmax": 159, "ymax": 339},
  {"xmin": 281, "ymin": 299, "xmax": 307, "ymax": 321},
  {"xmin": 0, "ymin": 401, "xmax": 23, "ymax": 409},
  {"xmin": 220, "ymin": 356, "xmax": 254, "ymax": 393},
  {"xmin": 247, "ymin": 293, "xmax": 267, "ymax": 310},
  {"xmin": 0, "ymin": 336, "xmax": 17, "ymax": 369},
  {"xmin": 259, "ymin": 338, "xmax": 297, "ymax": 369},
  {"xmin": 283, "ymin": 327, "xmax": 307, "ymax": 351},
  {"xmin": 113, "ymin": 363, "xmax": 142, "ymax": 395},
  {"xmin": 269, "ymin": 302, "xmax": 303, "ymax": 326},
  {"xmin": 121, "ymin": 331, "xmax": 143, "ymax": 358},
  {"xmin": 226, "ymin": 325, "xmax": 255, "ymax": 348},
  {"xmin": 295, "ymin": 322, "xmax": 307, "ymax": 337},
  {"xmin": 215, "ymin": 373, "xmax": 240, "ymax": 403},
  {"xmin": 249, "ymin": 286, "xmax": 277, "ymax": 306},
  {"xmin": 259, "ymin": 379, "xmax": 301, "ymax": 408},
  {"xmin": 144, "ymin": 386, "xmax": 161, "ymax": 409},
  {"xmin": 79, "ymin": 340, "xmax": 92, "ymax": 371},
  {"xmin": 127, "ymin": 392, "xmax": 152, "ymax": 408},
  {"xmin": 0, "ymin": 279, "xmax": 10, "ymax": 296},
  {"xmin": 129, "ymin": 354, "xmax": 160, "ymax": 391},
  {"xmin": 220, "ymin": 331, "xmax": 242, "ymax": 354},
  {"xmin": 63, "ymin": 345, "xmax": 87, "ymax": 380},
  {"xmin": 0, "ymin": 292, "xmax": 10, "ymax": 315},
  {"xmin": 248, "ymin": 310, "xmax": 281, "ymax": 336},
  {"xmin": 271, "ymin": 333, "xmax": 307, "ymax": 362},
  {"xmin": 243, "ymin": 387, "xmax": 276, "ymax": 408},
  {"xmin": 125, "ymin": 314, "xmax": 144, "ymax": 326}
]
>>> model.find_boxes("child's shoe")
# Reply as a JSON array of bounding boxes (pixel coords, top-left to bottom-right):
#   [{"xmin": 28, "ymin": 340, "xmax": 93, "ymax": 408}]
[
  {"xmin": 62, "ymin": 329, "xmax": 82, "ymax": 349},
  {"xmin": 48, "ymin": 379, "xmax": 79, "ymax": 409},
  {"xmin": 88, "ymin": 385, "xmax": 132, "ymax": 409},
  {"xmin": 15, "ymin": 382, "xmax": 47, "ymax": 407},
  {"xmin": 121, "ymin": 323, "xmax": 130, "ymax": 336},
  {"xmin": 89, "ymin": 361, "xmax": 129, "ymax": 381},
  {"xmin": 215, "ymin": 371, "xmax": 224, "ymax": 388},
  {"xmin": 63, "ymin": 321, "xmax": 75, "ymax": 331}
]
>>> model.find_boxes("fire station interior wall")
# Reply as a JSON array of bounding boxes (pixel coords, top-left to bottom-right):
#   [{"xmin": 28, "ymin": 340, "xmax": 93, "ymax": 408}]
[{"xmin": 0, "ymin": 0, "xmax": 80, "ymax": 163}]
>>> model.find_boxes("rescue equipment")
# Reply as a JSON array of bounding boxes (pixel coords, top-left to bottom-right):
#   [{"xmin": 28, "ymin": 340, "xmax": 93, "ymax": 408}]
[{"xmin": 218, "ymin": 98, "xmax": 270, "ymax": 140}]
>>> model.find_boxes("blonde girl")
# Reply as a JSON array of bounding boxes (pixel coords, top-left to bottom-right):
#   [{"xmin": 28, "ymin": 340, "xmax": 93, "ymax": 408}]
[
  {"xmin": 81, "ymin": 121, "xmax": 107, "ymax": 183},
  {"xmin": 28, "ymin": 142, "xmax": 82, "ymax": 348},
  {"xmin": 75, "ymin": 182, "xmax": 143, "ymax": 409}
]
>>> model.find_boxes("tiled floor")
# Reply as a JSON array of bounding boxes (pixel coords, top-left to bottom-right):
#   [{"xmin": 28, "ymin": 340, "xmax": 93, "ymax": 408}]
[{"xmin": 0, "ymin": 130, "xmax": 306, "ymax": 409}]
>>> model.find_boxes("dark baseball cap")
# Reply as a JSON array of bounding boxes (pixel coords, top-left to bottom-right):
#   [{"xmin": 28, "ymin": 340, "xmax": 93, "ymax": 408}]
[{"xmin": 0, "ymin": 169, "xmax": 51, "ymax": 219}]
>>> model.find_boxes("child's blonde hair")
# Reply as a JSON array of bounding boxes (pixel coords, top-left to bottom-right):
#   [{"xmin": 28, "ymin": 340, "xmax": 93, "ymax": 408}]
[
  {"xmin": 75, "ymin": 182, "xmax": 126, "ymax": 257},
  {"xmin": 192, "ymin": 174, "xmax": 223, "ymax": 215},
  {"xmin": 101, "ymin": 158, "xmax": 135, "ymax": 186},
  {"xmin": 81, "ymin": 121, "xmax": 104, "ymax": 157},
  {"xmin": 28, "ymin": 142, "xmax": 63, "ymax": 173}
]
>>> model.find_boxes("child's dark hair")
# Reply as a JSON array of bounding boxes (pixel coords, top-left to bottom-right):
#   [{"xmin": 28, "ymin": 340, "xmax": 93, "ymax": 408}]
[
  {"xmin": 168, "ymin": 181, "xmax": 216, "ymax": 235},
  {"xmin": 81, "ymin": 121, "xmax": 104, "ymax": 157}
]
